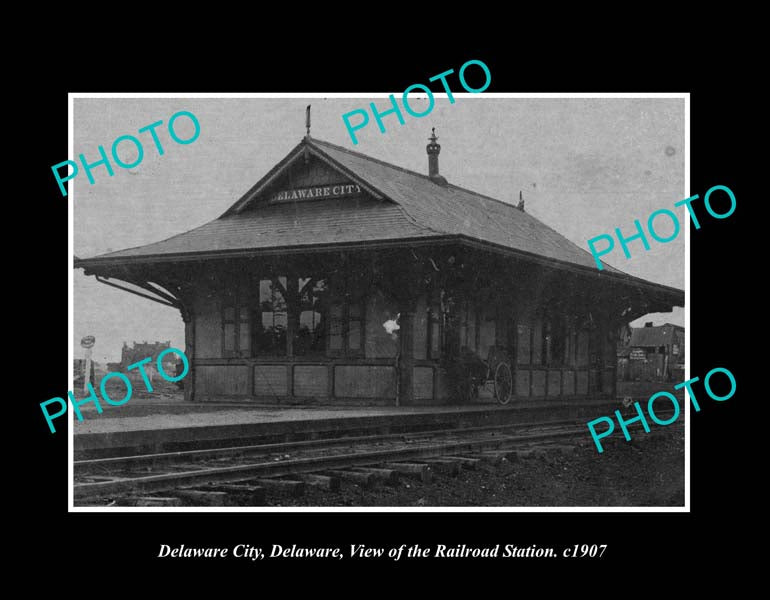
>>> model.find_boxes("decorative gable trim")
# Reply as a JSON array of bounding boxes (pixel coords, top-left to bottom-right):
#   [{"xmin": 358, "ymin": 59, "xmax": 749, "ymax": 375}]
[{"xmin": 222, "ymin": 138, "xmax": 387, "ymax": 217}]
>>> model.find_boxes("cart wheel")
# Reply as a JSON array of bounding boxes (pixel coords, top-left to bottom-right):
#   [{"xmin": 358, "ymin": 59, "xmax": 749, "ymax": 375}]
[{"xmin": 494, "ymin": 363, "xmax": 513, "ymax": 405}]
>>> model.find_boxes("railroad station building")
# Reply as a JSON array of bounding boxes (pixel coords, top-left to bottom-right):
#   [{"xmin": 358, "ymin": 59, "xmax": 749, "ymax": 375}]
[{"xmin": 75, "ymin": 131, "xmax": 684, "ymax": 405}]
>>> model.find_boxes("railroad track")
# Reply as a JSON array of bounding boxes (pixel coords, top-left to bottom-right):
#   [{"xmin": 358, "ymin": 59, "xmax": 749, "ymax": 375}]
[{"xmin": 74, "ymin": 417, "xmax": 682, "ymax": 506}]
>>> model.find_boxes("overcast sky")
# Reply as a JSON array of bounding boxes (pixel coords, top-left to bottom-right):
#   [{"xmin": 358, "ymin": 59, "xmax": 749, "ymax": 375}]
[{"xmin": 73, "ymin": 96, "xmax": 685, "ymax": 362}]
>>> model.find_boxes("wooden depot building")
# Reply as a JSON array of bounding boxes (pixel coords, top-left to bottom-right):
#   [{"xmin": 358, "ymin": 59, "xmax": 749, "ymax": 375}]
[{"xmin": 75, "ymin": 130, "xmax": 684, "ymax": 405}]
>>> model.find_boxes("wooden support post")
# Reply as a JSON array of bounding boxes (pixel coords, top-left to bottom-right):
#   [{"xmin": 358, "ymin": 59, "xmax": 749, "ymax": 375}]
[
  {"xmin": 183, "ymin": 308, "xmax": 195, "ymax": 402},
  {"xmin": 398, "ymin": 309, "xmax": 415, "ymax": 406}
]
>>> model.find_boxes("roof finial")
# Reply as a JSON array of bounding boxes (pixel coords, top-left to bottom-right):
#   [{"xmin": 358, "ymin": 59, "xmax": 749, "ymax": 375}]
[
  {"xmin": 429, "ymin": 127, "xmax": 438, "ymax": 143},
  {"xmin": 517, "ymin": 190, "xmax": 525, "ymax": 211},
  {"xmin": 305, "ymin": 104, "xmax": 311, "ymax": 137}
]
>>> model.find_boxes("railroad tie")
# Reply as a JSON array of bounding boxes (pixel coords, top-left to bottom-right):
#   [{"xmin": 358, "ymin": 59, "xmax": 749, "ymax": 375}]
[
  {"xmin": 384, "ymin": 463, "xmax": 433, "ymax": 484},
  {"xmin": 204, "ymin": 484, "xmax": 266, "ymax": 505},
  {"xmin": 351, "ymin": 467, "xmax": 399, "ymax": 485},
  {"xmin": 298, "ymin": 474, "xmax": 341, "ymax": 491},
  {"xmin": 255, "ymin": 478, "xmax": 306, "ymax": 497},
  {"xmin": 168, "ymin": 489, "xmax": 234, "ymax": 506},
  {"xmin": 420, "ymin": 458, "xmax": 460, "ymax": 476},
  {"xmin": 325, "ymin": 470, "xmax": 374, "ymax": 488},
  {"xmin": 443, "ymin": 456, "xmax": 481, "ymax": 470},
  {"xmin": 120, "ymin": 496, "xmax": 183, "ymax": 507}
]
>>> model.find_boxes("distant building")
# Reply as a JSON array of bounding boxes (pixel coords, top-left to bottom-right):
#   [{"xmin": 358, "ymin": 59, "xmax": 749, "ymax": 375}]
[{"xmin": 617, "ymin": 322, "xmax": 684, "ymax": 381}]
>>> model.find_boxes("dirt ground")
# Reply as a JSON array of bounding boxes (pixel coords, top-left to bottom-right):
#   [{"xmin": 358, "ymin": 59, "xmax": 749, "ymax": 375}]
[
  {"xmin": 270, "ymin": 429, "xmax": 685, "ymax": 507},
  {"xmin": 616, "ymin": 380, "xmax": 683, "ymax": 401}
]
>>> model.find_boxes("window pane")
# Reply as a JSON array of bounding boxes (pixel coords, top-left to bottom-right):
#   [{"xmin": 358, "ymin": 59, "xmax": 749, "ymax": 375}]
[
  {"xmin": 572, "ymin": 332, "xmax": 578, "ymax": 365},
  {"xmin": 517, "ymin": 324, "xmax": 531, "ymax": 364},
  {"xmin": 239, "ymin": 326, "xmax": 250, "ymax": 355},
  {"xmin": 238, "ymin": 307, "xmax": 251, "ymax": 356},
  {"xmin": 224, "ymin": 307, "xmax": 235, "ymax": 321},
  {"xmin": 348, "ymin": 319, "xmax": 361, "ymax": 350},
  {"xmin": 255, "ymin": 277, "xmax": 287, "ymax": 356},
  {"xmin": 532, "ymin": 319, "xmax": 543, "ymax": 365},
  {"xmin": 430, "ymin": 313, "xmax": 440, "ymax": 358},
  {"xmin": 299, "ymin": 310, "xmax": 316, "ymax": 330},
  {"xmin": 467, "ymin": 309, "xmax": 477, "ymax": 352},
  {"xmin": 294, "ymin": 278, "xmax": 327, "ymax": 356},
  {"xmin": 478, "ymin": 307, "xmax": 496, "ymax": 361},
  {"xmin": 366, "ymin": 291, "xmax": 400, "ymax": 358},
  {"xmin": 224, "ymin": 323, "xmax": 235, "ymax": 352},
  {"xmin": 329, "ymin": 304, "xmax": 343, "ymax": 351},
  {"xmin": 549, "ymin": 320, "xmax": 565, "ymax": 366},
  {"xmin": 259, "ymin": 280, "xmax": 272, "ymax": 304},
  {"xmin": 576, "ymin": 330, "xmax": 589, "ymax": 367}
]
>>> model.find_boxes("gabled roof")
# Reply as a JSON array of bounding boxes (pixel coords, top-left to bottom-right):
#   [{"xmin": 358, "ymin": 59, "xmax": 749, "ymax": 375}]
[
  {"xmin": 75, "ymin": 137, "xmax": 678, "ymax": 297},
  {"xmin": 308, "ymin": 139, "xmax": 626, "ymax": 272}
]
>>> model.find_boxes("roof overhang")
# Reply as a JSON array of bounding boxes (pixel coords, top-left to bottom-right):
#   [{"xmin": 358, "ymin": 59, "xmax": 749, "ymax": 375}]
[{"xmin": 76, "ymin": 233, "xmax": 683, "ymax": 312}]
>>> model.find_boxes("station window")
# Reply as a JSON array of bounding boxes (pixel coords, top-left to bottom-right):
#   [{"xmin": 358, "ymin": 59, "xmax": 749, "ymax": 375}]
[
  {"xmin": 545, "ymin": 317, "xmax": 567, "ymax": 367},
  {"xmin": 223, "ymin": 271, "xmax": 366, "ymax": 358},
  {"xmin": 328, "ymin": 300, "xmax": 364, "ymax": 355},
  {"xmin": 254, "ymin": 277, "xmax": 287, "ymax": 356},
  {"xmin": 294, "ymin": 278, "xmax": 328, "ymax": 356},
  {"xmin": 458, "ymin": 301, "xmax": 478, "ymax": 352},
  {"xmin": 329, "ymin": 304, "xmax": 344, "ymax": 352},
  {"xmin": 223, "ymin": 288, "xmax": 254, "ymax": 358},
  {"xmin": 428, "ymin": 304, "xmax": 442, "ymax": 359},
  {"xmin": 576, "ymin": 330, "xmax": 589, "ymax": 367},
  {"xmin": 517, "ymin": 324, "xmax": 531, "ymax": 365},
  {"xmin": 531, "ymin": 318, "xmax": 543, "ymax": 365},
  {"xmin": 347, "ymin": 302, "xmax": 363, "ymax": 352}
]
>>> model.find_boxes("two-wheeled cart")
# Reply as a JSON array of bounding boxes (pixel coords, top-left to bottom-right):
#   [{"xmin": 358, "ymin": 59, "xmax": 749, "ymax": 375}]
[{"xmin": 453, "ymin": 345, "xmax": 513, "ymax": 405}]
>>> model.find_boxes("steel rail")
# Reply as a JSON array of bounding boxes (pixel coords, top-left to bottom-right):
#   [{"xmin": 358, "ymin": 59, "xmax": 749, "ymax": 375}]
[{"xmin": 74, "ymin": 427, "xmax": 587, "ymax": 500}]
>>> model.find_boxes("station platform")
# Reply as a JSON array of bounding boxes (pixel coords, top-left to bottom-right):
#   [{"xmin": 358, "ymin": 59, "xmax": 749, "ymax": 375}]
[{"xmin": 72, "ymin": 396, "xmax": 622, "ymax": 458}]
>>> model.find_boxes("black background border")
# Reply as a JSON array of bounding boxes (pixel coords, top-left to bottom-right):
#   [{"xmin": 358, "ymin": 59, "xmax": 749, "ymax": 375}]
[{"xmin": 28, "ymin": 39, "xmax": 745, "ymax": 579}]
